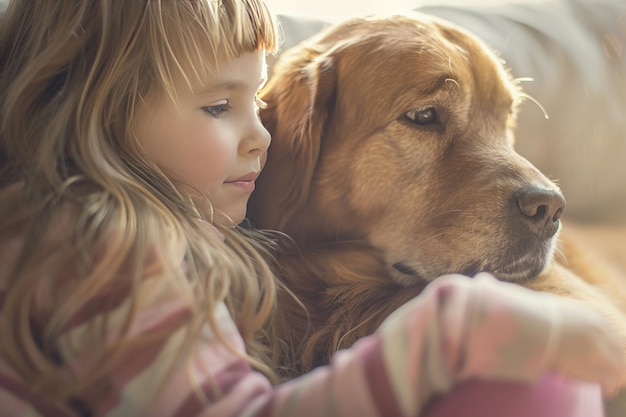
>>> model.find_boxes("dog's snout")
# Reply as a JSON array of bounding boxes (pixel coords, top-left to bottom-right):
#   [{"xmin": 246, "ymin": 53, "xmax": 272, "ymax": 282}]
[{"xmin": 516, "ymin": 186, "xmax": 566, "ymax": 239}]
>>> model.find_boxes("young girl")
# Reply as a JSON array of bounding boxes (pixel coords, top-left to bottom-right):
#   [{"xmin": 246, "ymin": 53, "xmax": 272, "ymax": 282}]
[{"xmin": 0, "ymin": 1, "xmax": 623, "ymax": 416}]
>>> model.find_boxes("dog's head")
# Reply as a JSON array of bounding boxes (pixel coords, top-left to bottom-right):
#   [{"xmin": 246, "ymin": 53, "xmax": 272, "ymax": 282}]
[{"xmin": 249, "ymin": 12, "xmax": 565, "ymax": 285}]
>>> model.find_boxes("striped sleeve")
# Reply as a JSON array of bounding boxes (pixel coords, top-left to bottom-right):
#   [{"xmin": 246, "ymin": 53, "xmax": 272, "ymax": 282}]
[
  {"xmin": 193, "ymin": 274, "xmax": 571, "ymax": 417},
  {"xmin": 0, "ymin": 269, "xmax": 606, "ymax": 417}
]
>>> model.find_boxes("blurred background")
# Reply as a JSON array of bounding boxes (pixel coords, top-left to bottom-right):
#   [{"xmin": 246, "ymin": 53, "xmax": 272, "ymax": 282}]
[{"xmin": 267, "ymin": 0, "xmax": 542, "ymax": 21}]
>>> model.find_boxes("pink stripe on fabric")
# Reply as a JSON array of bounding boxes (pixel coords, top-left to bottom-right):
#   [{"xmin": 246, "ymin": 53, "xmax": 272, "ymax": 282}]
[
  {"xmin": 360, "ymin": 336, "xmax": 405, "ymax": 417},
  {"xmin": 0, "ymin": 373, "xmax": 73, "ymax": 417},
  {"xmin": 80, "ymin": 308, "xmax": 190, "ymax": 415},
  {"xmin": 172, "ymin": 359, "xmax": 253, "ymax": 416},
  {"xmin": 422, "ymin": 374, "xmax": 604, "ymax": 417},
  {"xmin": 250, "ymin": 392, "xmax": 275, "ymax": 417},
  {"xmin": 214, "ymin": 359, "xmax": 253, "ymax": 394},
  {"xmin": 62, "ymin": 284, "xmax": 132, "ymax": 331}
]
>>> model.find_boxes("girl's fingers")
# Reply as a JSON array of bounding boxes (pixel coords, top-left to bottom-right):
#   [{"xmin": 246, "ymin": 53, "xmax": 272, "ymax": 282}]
[{"xmin": 553, "ymin": 300, "xmax": 626, "ymax": 396}]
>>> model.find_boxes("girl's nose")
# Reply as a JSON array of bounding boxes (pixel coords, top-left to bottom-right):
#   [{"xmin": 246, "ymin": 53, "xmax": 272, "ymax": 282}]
[{"xmin": 242, "ymin": 116, "xmax": 271, "ymax": 157}]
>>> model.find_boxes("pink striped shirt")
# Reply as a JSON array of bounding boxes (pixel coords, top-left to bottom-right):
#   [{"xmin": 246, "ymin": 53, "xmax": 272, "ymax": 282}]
[{"xmin": 0, "ymin": 234, "xmax": 608, "ymax": 417}]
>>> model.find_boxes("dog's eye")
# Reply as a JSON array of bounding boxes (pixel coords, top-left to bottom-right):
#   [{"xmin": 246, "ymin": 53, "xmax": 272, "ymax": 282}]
[{"xmin": 404, "ymin": 107, "xmax": 439, "ymax": 125}]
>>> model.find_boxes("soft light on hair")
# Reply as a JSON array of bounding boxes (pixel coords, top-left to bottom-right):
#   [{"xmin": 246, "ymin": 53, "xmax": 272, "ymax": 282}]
[{"xmin": 0, "ymin": 0, "xmax": 281, "ymax": 410}]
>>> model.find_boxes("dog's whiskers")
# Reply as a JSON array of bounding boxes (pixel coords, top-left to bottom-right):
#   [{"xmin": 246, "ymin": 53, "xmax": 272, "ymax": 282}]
[
  {"xmin": 428, "ymin": 208, "xmax": 470, "ymax": 219},
  {"xmin": 445, "ymin": 78, "xmax": 460, "ymax": 89},
  {"xmin": 416, "ymin": 231, "xmax": 447, "ymax": 246},
  {"xmin": 511, "ymin": 77, "xmax": 549, "ymax": 119},
  {"xmin": 520, "ymin": 92, "xmax": 549, "ymax": 119}
]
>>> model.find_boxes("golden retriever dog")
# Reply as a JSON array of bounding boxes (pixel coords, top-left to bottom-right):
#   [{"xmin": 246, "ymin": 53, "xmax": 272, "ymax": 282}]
[{"xmin": 248, "ymin": 12, "xmax": 626, "ymax": 377}]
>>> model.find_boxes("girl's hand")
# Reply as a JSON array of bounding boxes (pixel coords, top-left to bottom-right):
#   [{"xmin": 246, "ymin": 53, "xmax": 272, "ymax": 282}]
[
  {"xmin": 547, "ymin": 295, "xmax": 626, "ymax": 397},
  {"xmin": 459, "ymin": 273, "xmax": 626, "ymax": 398}
]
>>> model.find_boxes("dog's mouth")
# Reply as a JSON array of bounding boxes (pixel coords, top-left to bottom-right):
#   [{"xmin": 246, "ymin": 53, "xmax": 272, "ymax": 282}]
[
  {"xmin": 391, "ymin": 242, "xmax": 554, "ymax": 285},
  {"xmin": 392, "ymin": 262, "xmax": 420, "ymax": 276},
  {"xmin": 392, "ymin": 259, "xmax": 544, "ymax": 284},
  {"xmin": 391, "ymin": 260, "xmax": 483, "ymax": 284},
  {"xmin": 486, "ymin": 251, "xmax": 550, "ymax": 282}
]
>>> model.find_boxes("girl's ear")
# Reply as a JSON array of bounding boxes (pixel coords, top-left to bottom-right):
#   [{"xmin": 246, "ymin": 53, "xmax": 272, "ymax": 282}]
[{"xmin": 249, "ymin": 49, "xmax": 337, "ymax": 231}]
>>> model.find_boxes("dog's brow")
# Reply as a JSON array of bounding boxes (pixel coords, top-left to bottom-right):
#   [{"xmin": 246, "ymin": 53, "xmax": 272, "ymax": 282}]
[{"xmin": 422, "ymin": 74, "xmax": 458, "ymax": 95}]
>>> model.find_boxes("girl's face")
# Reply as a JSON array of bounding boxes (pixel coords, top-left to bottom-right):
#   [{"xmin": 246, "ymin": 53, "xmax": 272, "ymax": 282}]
[{"xmin": 135, "ymin": 50, "xmax": 271, "ymax": 224}]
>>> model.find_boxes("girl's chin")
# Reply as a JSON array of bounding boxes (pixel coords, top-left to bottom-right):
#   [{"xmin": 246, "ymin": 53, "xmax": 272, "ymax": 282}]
[{"xmin": 225, "ymin": 208, "xmax": 247, "ymax": 227}]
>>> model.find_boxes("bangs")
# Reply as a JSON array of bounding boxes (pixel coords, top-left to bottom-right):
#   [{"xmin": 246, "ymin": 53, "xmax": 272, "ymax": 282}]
[{"xmin": 145, "ymin": 0, "xmax": 279, "ymax": 98}]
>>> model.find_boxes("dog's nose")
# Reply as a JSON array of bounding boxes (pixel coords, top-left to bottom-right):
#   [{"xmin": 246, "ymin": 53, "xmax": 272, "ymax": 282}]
[{"xmin": 516, "ymin": 186, "xmax": 566, "ymax": 239}]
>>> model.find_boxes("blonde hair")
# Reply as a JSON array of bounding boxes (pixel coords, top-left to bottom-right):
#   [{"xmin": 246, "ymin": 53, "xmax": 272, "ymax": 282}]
[{"xmin": 0, "ymin": 0, "xmax": 280, "ymax": 410}]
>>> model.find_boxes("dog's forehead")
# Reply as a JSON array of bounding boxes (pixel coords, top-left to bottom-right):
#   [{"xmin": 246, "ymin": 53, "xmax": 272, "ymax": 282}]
[
  {"xmin": 329, "ymin": 16, "xmax": 499, "ymax": 80},
  {"xmin": 328, "ymin": 15, "xmax": 475, "ymax": 60},
  {"xmin": 323, "ymin": 14, "xmax": 516, "ymax": 106}
]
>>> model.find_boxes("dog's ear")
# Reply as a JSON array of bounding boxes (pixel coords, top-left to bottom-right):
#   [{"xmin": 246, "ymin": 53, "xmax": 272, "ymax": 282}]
[{"xmin": 249, "ymin": 50, "xmax": 337, "ymax": 231}]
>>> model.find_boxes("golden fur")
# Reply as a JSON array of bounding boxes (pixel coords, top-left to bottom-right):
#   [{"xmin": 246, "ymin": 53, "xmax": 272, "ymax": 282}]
[{"xmin": 249, "ymin": 12, "xmax": 626, "ymax": 377}]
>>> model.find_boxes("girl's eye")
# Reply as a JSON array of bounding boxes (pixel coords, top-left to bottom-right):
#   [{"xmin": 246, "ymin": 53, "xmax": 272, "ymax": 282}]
[
  {"xmin": 203, "ymin": 103, "xmax": 230, "ymax": 117},
  {"xmin": 403, "ymin": 107, "xmax": 439, "ymax": 125}
]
